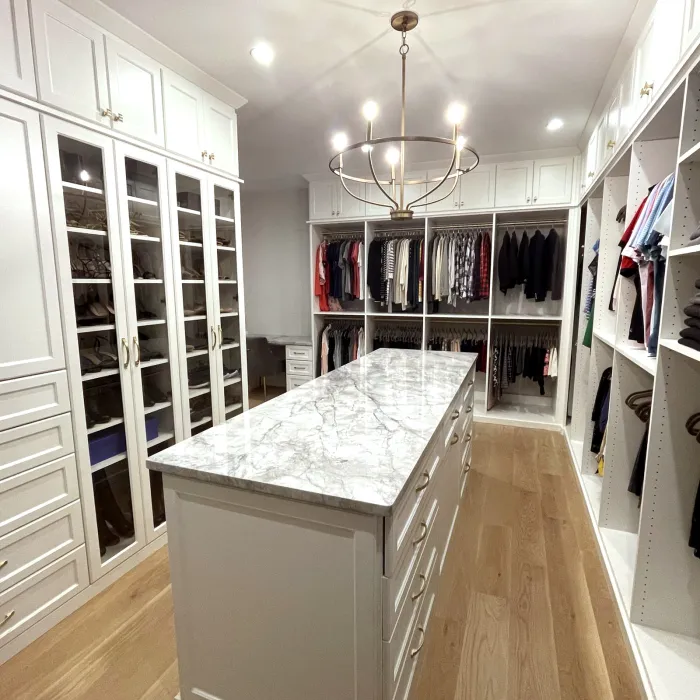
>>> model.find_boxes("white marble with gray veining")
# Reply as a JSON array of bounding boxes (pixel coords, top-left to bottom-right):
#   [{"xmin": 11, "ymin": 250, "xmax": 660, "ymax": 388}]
[{"xmin": 148, "ymin": 349, "xmax": 476, "ymax": 515}]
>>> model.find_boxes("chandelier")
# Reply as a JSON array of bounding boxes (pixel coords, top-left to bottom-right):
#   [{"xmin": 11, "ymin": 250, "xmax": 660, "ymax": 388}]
[{"xmin": 328, "ymin": 10, "xmax": 479, "ymax": 221}]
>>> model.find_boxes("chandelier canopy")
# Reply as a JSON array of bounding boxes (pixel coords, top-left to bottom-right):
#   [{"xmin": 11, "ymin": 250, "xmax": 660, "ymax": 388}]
[{"xmin": 329, "ymin": 10, "xmax": 479, "ymax": 221}]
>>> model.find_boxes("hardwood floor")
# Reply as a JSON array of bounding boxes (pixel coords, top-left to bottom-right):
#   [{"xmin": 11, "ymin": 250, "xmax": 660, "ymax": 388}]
[{"xmin": 0, "ymin": 425, "xmax": 643, "ymax": 700}]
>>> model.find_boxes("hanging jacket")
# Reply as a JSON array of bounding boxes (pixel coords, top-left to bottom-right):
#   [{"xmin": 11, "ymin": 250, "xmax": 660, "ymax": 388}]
[
  {"xmin": 525, "ymin": 229, "xmax": 546, "ymax": 300},
  {"xmin": 517, "ymin": 231, "xmax": 529, "ymax": 285},
  {"xmin": 498, "ymin": 233, "xmax": 512, "ymax": 294},
  {"xmin": 546, "ymin": 229, "xmax": 564, "ymax": 301},
  {"xmin": 367, "ymin": 239, "xmax": 383, "ymax": 301},
  {"xmin": 509, "ymin": 231, "xmax": 519, "ymax": 287}
]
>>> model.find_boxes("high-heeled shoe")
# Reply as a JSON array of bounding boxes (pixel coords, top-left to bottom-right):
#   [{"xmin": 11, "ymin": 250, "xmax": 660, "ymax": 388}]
[{"xmin": 94, "ymin": 478, "xmax": 134, "ymax": 538}]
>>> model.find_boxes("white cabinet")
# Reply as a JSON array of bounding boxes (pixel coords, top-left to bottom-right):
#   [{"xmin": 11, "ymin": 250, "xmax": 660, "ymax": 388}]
[
  {"xmin": 495, "ymin": 160, "xmax": 534, "ymax": 207},
  {"xmin": 163, "ymin": 70, "xmax": 205, "ymax": 161},
  {"xmin": 618, "ymin": 56, "xmax": 635, "ymax": 143},
  {"xmin": 584, "ymin": 126, "xmax": 600, "ymax": 189},
  {"xmin": 309, "ymin": 181, "xmax": 366, "ymax": 219},
  {"xmin": 460, "ymin": 163, "xmax": 496, "ymax": 209},
  {"xmin": 603, "ymin": 89, "xmax": 621, "ymax": 163},
  {"xmin": 0, "ymin": 99, "xmax": 65, "ymax": 382},
  {"xmin": 532, "ymin": 157, "xmax": 573, "ymax": 206},
  {"xmin": 425, "ymin": 168, "xmax": 460, "ymax": 212},
  {"xmin": 309, "ymin": 181, "xmax": 336, "ymax": 219},
  {"xmin": 31, "ymin": 0, "xmax": 110, "ymax": 124},
  {"xmin": 203, "ymin": 93, "xmax": 239, "ymax": 176},
  {"xmin": 338, "ymin": 179, "xmax": 366, "ymax": 218},
  {"xmin": 683, "ymin": 0, "xmax": 700, "ymax": 50},
  {"xmin": 0, "ymin": 0, "xmax": 35, "ymax": 96},
  {"xmin": 105, "ymin": 36, "xmax": 165, "ymax": 146}
]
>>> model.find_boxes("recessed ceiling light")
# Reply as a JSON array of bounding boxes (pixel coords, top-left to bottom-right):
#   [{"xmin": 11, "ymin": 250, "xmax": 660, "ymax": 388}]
[
  {"xmin": 250, "ymin": 43, "xmax": 274, "ymax": 66},
  {"xmin": 547, "ymin": 117, "xmax": 564, "ymax": 131}
]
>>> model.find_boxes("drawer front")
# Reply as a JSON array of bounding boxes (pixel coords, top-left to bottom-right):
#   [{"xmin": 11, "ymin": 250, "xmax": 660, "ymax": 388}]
[
  {"xmin": 0, "ymin": 502, "xmax": 84, "ymax": 595},
  {"xmin": 286, "ymin": 375, "xmax": 310, "ymax": 392},
  {"xmin": 384, "ymin": 541, "xmax": 440, "ymax": 700},
  {"xmin": 285, "ymin": 360, "xmax": 312, "ymax": 377},
  {"xmin": 285, "ymin": 345, "xmax": 312, "ymax": 362},
  {"xmin": 0, "ymin": 546, "xmax": 88, "ymax": 648},
  {"xmin": 383, "ymin": 496, "xmax": 439, "ymax": 637},
  {"xmin": 385, "ymin": 437, "xmax": 442, "ymax": 576},
  {"xmin": 0, "ymin": 455, "xmax": 79, "ymax": 538},
  {"xmin": 0, "ymin": 413, "xmax": 74, "ymax": 481},
  {"xmin": 0, "ymin": 371, "xmax": 70, "ymax": 432}
]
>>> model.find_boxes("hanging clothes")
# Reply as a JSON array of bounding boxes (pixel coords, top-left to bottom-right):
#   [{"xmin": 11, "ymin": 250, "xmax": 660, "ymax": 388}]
[
  {"xmin": 590, "ymin": 367, "xmax": 612, "ymax": 453},
  {"xmin": 368, "ymin": 235, "xmax": 423, "ymax": 311},
  {"xmin": 428, "ymin": 327, "xmax": 488, "ymax": 372},
  {"xmin": 373, "ymin": 323, "xmax": 422, "ymax": 350},
  {"xmin": 319, "ymin": 322, "xmax": 364, "ymax": 375},
  {"xmin": 314, "ymin": 238, "xmax": 363, "ymax": 309}
]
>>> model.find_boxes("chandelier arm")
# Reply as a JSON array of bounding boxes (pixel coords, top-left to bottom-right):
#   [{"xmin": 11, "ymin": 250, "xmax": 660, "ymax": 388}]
[
  {"xmin": 337, "ymin": 169, "xmax": 393, "ymax": 208},
  {"xmin": 406, "ymin": 147, "xmax": 458, "ymax": 208},
  {"xmin": 367, "ymin": 148, "xmax": 399, "ymax": 208}
]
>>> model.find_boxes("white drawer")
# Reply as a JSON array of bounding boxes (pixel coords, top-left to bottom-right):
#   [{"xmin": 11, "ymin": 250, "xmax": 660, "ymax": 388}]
[
  {"xmin": 285, "ymin": 345, "xmax": 312, "ymax": 362},
  {"xmin": 0, "ymin": 413, "xmax": 74, "ymax": 481},
  {"xmin": 0, "ymin": 371, "xmax": 70, "ymax": 432},
  {"xmin": 384, "ymin": 437, "xmax": 442, "ymax": 576},
  {"xmin": 383, "ymin": 496, "xmax": 439, "ymax": 638},
  {"xmin": 0, "ymin": 546, "xmax": 88, "ymax": 648},
  {"xmin": 285, "ymin": 359, "xmax": 312, "ymax": 377},
  {"xmin": 0, "ymin": 454, "xmax": 79, "ymax": 538},
  {"xmin": 0, "ymin": 502, "xmax": 84, "ymax": 595},
  {"xmin": 286, "ymin": 375, "xmax": 310, "ymax": 392},
  {"xmin": 383, "ymin": 540, "xmax": 439, "ymax": 700}
]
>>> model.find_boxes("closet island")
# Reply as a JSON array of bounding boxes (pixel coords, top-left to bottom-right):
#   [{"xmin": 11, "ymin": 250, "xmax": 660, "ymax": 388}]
[{"xmin": 148, "ymin": 348, "xmax": 476, "ymax": 700}]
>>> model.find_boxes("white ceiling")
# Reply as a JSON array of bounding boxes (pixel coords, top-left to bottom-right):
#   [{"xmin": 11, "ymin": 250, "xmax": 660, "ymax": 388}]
[{"xmin": 101, "ymin": 0, "xmax": 639, "ymax": 189}]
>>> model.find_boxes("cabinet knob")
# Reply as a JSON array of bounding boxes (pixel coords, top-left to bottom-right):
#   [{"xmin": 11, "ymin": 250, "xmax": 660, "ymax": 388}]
[
  {"xmin": 132, "ymin": 336, "xmax": 141, "ymax": 366},
  {"xmin": 454, "ymin": 202, "xmax": 458, "ymax": 207},
  {"xmin": 526, "ymin": 197, "xmax": 531, "ymax": 203},
  {"xmin": 209, "ymin": 152, "xmax": 216, "ymax": 161},
  {"xmin": 211, "ymin": 325, "xmax": 217, "ymax": 350},
  {"xmin": 640, "ymin": 81, "xmax": 654, "ymax": 97},
  {"xmin": 533, "ymin": 196, "xmax": 538, "ymax": 202},
  {"xmin": 415, "ymin": 471, "xmax": 431, "ymax": 493},
  {"xmin": 461, "ymin": 201, "xmax": 464, "ymax": 206},
  {"xmin": 101, "ymin": 108, "xmax": 113, "ymax": 119},
  {"xmin": 588, "ymin": 171, "xmax": 595, "ymax": 177},
  {"xmin": 114, "ymin": 113, "xmax": 124, "ymax": 122},
  {"xmin": 607, "ymin": 140, "xmax": 615, "ymax": 149},
  {"xmin": 202, "ymin": 150, "xmax": 209, "ymax": 158}
]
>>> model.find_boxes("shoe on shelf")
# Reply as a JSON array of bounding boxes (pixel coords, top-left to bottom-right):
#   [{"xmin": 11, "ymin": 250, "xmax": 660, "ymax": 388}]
[
  {"xmin": 95, "ymin": 504, "xmax": 119, "ymax": 556},
  {"xmin": 93, "ymin": 338, "xmax": 118, "ymax": 369},
  {"xmin": 190, "ymin": 407, "xmax": 211, "ymax": 423},
  {"xmin": 102, "ymin": 387, "xmax": 124, "ymax": 418},
  {"xmin": 85, "ymin": 397, "xmax": 111, "ymax": 426},
  {"xmin": 186, "ymin": 335, "xmax": 208, "ymax": 351},
  {"xmin": 94, "ymin": 477, "xmax": 134, "ymax": 538},
  {"xmin": 222, "ymin": 366, "xmax": 240, "ymax": 380},
  {"xmin": 144, "ymin": 384, "xmax": 169, "ymax": 405},
  {"xmin": 184, "ymin": 304, "xmax": 206, "ymax": 317},
  {"xmin": 79, "ymin": 349, "xmax": 105, "ymax": 374},
  {"xmin": 188, "ymin": 367, "xmax": 211, "ymax": 389},
  {"xmin": 136, "ymin": 299, "xmax": 157, "ymax": 320}
]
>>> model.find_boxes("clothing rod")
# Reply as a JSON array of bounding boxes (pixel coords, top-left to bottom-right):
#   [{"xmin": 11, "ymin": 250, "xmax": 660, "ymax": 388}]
[
  {"xmin": 496, "ymin": 219, "xmax": 567, "ymax": 228},
  {"xmin": 491, "ymin": 319, "xmax": 562, "ymax": 325},
  {"xmin": 432, "ymin": 224, "xmax": 491, "ymax": 232},
  {"xmin": 374, "ymin": 229, "xmax": 424, "ymax": 237},
  {"xmin": 321, "ymin": 231, "xmax": 364, "ymax": 238}
]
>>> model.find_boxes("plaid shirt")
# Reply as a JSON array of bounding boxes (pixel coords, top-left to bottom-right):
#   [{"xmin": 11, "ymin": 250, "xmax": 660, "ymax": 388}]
[{"xmin": 479, "ymin": 232, "xmax": 491, "ymax": 299}]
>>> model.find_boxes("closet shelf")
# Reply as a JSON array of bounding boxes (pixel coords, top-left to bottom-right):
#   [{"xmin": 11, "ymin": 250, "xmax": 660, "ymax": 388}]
[
  {"xmin": 678, "ymin": 140, "xmax": 700, "ymax": 165},
  {"xmin": 190, "ymin": 415, "xmax": 212, "ymax": 429},
  {"xmin": 427, "ymin": 314, "xmax": 488, "ymax": 320},
  {"xmin": 144, "ymin": 401, "xmax": 172, "ymax": 415},
  {"xmin": 67, "ymin": 226, "xmax": 107, "ymax": 237},
  {"xmin": 615, "ymin": 342, "xmax": 656, "ymax": 376},
  {"xmin": 180, "ymin": 240, "xmax": 203, "ymax": 248},
  {"xmin": 131, "ymin": 234, "xmax": 161, "ymax": 243},
  {"xmin": 187, "ymin": 348, "xmax": 208, "ymax": 358},
  {"xmin": 593, "ymin": 328, "xmax": 615, "ymax": 348},
  {"xmin": 177, "ymin": 206, "xmax": 201, "ymax": 216},
  {"xmin": 215, "ymin": 214, "xmax": 235, "ymax": 223},
  {"xmin": 668, "ymin": 243, "xmax": 700, "ymax": 257},
  {"xmin": 134, "ymin": 279, "xmax": 163, "ymax": 285},
  {"xmin": 77, "ymin": 323, "xmax": 115, "ymax": 334},
  {"xmin": 188, "ymin": 386, "xmax": 211, "ymax": 399},
  {"xmin": 314, "ymin": 311, "xmax": 364, "ymax": 317},
  {"xmin": 491, "ymin": 314, "xmax": 562, "ymax": 322},
  {"xmin": 82, "ymin": 368, "xmax": 120, "ymax": 382},
  {"xmin": 600, "ymin": 527, "xmax": 637, "ymax": 613},
  {"xmin": 87, "ymin": 416, "xmax": 124, "ymax": 435},
  {"xmin": 220, "ymin": 312, "xmax": 239, "ymax": 318},
  {"xmin": 72, "ymin": 278, "xmax": 111, "ymax": 285},
  {"xmin": 91, "ymin": 451, "xmax": 127, "ymax": 473},
  {"xmin": 217, "ymin": 245, "xmax": 236, "ymax": 252},
  {"xmin": 127, "ymin": 195, "xmax": 158, "ymax": 207},
  {"xmin": 225, "ymin": 402, "xmax": 243, "ymax": 414},
  {"xmin": 219, "ymin": 279, "xmax": 237, "ymax": 284},
  {"xmin": 221, "ymin": 342, "xmax": 240, "ymax": 351},
  {"xmin": 223, "ymin": 377, "xmax": 242, "ymax": 388},
  {"xmin": 63, "ymin": 181, "xmax": 103, "ymax": 195},
  {"xmin": 140, "ymin": 357, "xmax": 168, "ymax": 369},
  {"xmin": 182, "ymin": 279, "xmax": 205, "ymax": 284},
  {"xmin": 184, "ymin": 315, "xmax": 207, "ymax": 322},
  {"xmin": 367, "ymin": 312, "xmax": 422, "ymax": 318},
  {"xmin": 137, "ymin": 318, "xmax": 166, "ymax": 327},
  {"xmin": 659, "ymin": 338, "xmax": 700, "ymax": 364},
  {"xmin": 147, "ymin": 432, "xmax": 175, "ymax": 449}
]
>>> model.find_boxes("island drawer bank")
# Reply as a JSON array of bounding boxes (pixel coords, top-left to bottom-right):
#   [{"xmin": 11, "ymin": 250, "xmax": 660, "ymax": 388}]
[{"xmin": 148, "ymin": 349, "xmax": 476, "ymax": 700}]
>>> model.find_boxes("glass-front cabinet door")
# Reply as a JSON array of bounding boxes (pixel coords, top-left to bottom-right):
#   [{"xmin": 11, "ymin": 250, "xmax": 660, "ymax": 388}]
[
  {"xmin": 114, "ymin": 143, "xmax": 184, "ymax": 542},
  {"xmin": 43, "ymin": 118, "xmax": 146, "ymax": 579},
  {"xmin": 207, "ymin": 176, "xmax": 248, "ymax": 421},
  {"xmin": 167, "ymin": 162, "xmax": 219, "ymax": 436}
]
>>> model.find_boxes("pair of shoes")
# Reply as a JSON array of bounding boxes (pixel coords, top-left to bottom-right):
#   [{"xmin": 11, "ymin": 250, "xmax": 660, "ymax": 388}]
[
  {"xmin": 79, "ymin": 338, "xmax": 119, "ymax": 374},
  {"xmin": 73, "ymin": 241, "xmax": 111, "ymax": 279},
  {"xmin": 184, "ymin": 304, "xmax": 206, "ymax": 316},
  {"xmin": 188, "ymin": 367, "xmax": 210, "ymax": 389},
  {"xmin": 143, "ymin": 384, "xmax": 169, "ymax": 407},
  {"xmin": 133, "ymin": 250, "xmax": 156, "ymax": 279},
  {"xmin": 181, "ymin": 266, "xmax": 203, "ymax": 280},
  {"xmin": 186, "ymin": 335, "xmax": 208, "ymax": 352},
  {"xmin": 93, "ymin": 474, "xmax": 134, "ymax": 555},
  {"xmin": 216, "ymin": 236, "xmax": 232, "ymax": 247},
  {"xmin": 149, "ymin": 472, "xmax": 166, "ymax": 526},
  {"xmin": 136, "ymin": 299, "xmax": 157, "ymax": 320},
  {"xmin": 222, "ymin": 366, "xmax": 240, "ymax": 380},
  {"xmin": 84, "ymin": 396, "xmax": 111, "ymax": 428}
]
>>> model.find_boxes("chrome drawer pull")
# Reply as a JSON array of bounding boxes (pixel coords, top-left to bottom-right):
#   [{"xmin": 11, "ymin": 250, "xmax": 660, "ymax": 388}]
[
  {"xmin": 0, "ymin": 560, "xmax": 7, "ymax": 570},
  {"xmin": 410, "ymin": 627, "xmax": 426, "ymax": 658},
  {"xmin": 411, "ymin": 573, "xmax": 427, "ymax": 602},
  {"xmin": 0, "ymin": 610, "xmax": 15, "ymax": 628},
  {"xmin": 465, "ymin": 434, "xmax": 472, "ymax": 443},
  {"xmin": 412, "ymin": 522, "xmax": 428, "ymax": 546},
  {"xmin": 450, "ymin": 433, "xmax": 459, "ymax": 445},
  {"xmin": 468, "ymin": 380, "xmax": 474, "ymax": 387},
  {"xmin": 451, "ymin": 409, "xmax": 460, "ymax": 420},
  {"xmin": 415, "ymin": 471, "xmax": 430, "ymax": 493},
  {"xmin": 465, "ymin": 406, "xmax": 472, "ymax": 414},
  {"xmin": 463, "ymin": 462, "xmax": 471, "ymax": 474}
]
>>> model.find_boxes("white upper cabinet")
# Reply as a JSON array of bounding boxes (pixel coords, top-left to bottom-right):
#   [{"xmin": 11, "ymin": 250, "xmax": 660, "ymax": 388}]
[
  {"xmin": 105, "ymin": 36, "xmax": 165, "ymax": 146},
  {"xmin": 425, "ymin": 168, "xmax": 461, "ymax": 212},
  {"xmin": 584, "ymin": 126, "xmax": 600, "ymax": 189},
  {"xmin": 365, "ymin": 183, "xmax": 394, "ymax": 217},
  {"xmin": 460, "ymin": 163, "xmax": 496, "ymax": 209},
  {"xmin": 31, "ymin": 0, "xmax": 110, "ymax": 124},
  {"xmin": 532, "ymin": 157, "xmax": 573, "ymax": 206},
  {"xmin": 603, "ymin": 89, "xmax": 621, "ymax": 162},
  {"xmin": 309, "ymin": 181, "xmax": 365, "ymax": 219},
  {"xmin": 618, "ymin": 55, "xmax": 635, "ymax": 143},
  {"xmin": 0, "ymin": 99, "xmax": 64, "ymax": 381},
  {"xmin": 338, "ymin": 180, "xmax": 365, "ymax": 218},
  {"xmin": 0, "ymin": 0, "xmax": 35, "ymax": 96},
  {"xmin": 203, "ymin": 93, "xmax": 239, "ymax": 176},
  {"xmin": 683, "ymin": 0, "xmax": 700, "ymax": 50},
  {"xmin": 309, "ymin": 181, "xmax": 336, "ymax": 220},
  {"xmin": 495, "ymin": 161, "xmax": 534, "ymax": 207},
  {"xmin": 163, "ymin": 70, "xmax": 205, "ymax": 161}
]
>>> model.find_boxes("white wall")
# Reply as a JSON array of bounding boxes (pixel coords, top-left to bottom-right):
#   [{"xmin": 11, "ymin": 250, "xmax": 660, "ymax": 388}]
[{"xmin": 241, "ymin": 187, "xmax": 311, "ymax": 338}]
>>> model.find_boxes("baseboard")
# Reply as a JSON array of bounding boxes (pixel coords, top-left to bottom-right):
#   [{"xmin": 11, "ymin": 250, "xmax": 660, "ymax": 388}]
[{"xmin": 0, "ymin": 533, "xmax": 169, "ymax": 665}]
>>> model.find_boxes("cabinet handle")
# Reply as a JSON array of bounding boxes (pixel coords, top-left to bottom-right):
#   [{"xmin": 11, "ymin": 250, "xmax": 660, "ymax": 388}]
[
  {"xmin": 526, "ymin": 196, "xmax": 531, "ymax": 203},
  {"xmin": 202, "ymin": 150, "xmax": 209, "ymax": 158},
  {"xmin": 0, "ymin": 610, "xmax": 15, "ymax": 629},
  {"xmin": 465, "ymin": 433, "xmax": 472, "ymax": 443},
  {"xmin": 454, "ymin": 202, "xmax": 458, "ymax": 207},
  {"xmin": 461, "ymin": 200, "xmax": 464, "ymax": 206},
  {"xmin": 114, "ymin": 113, "xmax": 124, "ymax": 122},
  {"xmin": 415, "ymin": 471, "xmax": 430, "ymax": 493},
  {"xmin": 410, "ymin": 627, "xmax": 426, "ymax": 658},
  {"xmin": 607, "ymin": 140, "xmax": 616, "ymax": 149},
  {"xmin": 218, "ymin": 325, "xmax": 223, "ymax": 349},
  {"xmin": 463, "ymin": 462, "xmax": 471, "ymax": 474},
  {"xmin": 412, "ymin": 521, "xmax": 428, "ymax": 546},
  {"xmin": 0, "ymin": 560, "xmax": 7, "ymax": 571},
  {"xmin": 451, "ymin": 409, "xmax": 460, "ymax": 420},
  {"xmin": 411, "ymin": 573, "xmax": 427, "ymax": 602},
  {"xmin": 121, "ymin": 337, "xmax": 130, "ymax": 368},
  {"xmin": 211, "ymin": 326, "xmax": 217, "ymax": 350},
  {"xmin": 587, "ymin": 171, "xmax": 595, "ymax": 178},
  {"xmin": 450, "ymin": 433, "xmax": 459, "ymax": 445},
  {"xmin": 101, "ymin": 108, "xmax": 113, "ymax": 119},
  {"xmin": 465, "ymin": 406, "xmax": 472, "ymax": 414},
  {"xmin": 132, "ymin": 337, "xmax": 141, "ymax": 366},
  {"xmin": 533, "ymin": 196, "xmax": 538, "ymax": 202},
  {"xmin": 209, "ymin": 152, "xmax": 216, "ymax": 162},
  {"xmin": 640, "ymin": 81, "xmax": 654, "ymax": 97}
]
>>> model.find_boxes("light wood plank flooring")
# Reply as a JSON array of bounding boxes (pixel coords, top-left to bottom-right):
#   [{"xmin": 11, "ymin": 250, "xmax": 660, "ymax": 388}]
[{"xmin": 0, "ymin": 425, "xmax": 643, "ymax": 700}]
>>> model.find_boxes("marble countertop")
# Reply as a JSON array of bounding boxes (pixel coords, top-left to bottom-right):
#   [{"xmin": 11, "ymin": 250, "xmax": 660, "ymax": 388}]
[
  {"xmin": 148, "ymin": 349, "xmax": 476, "ymax": 516},
  {"xmin": 247, "ymin": 334, "xmax": 312, "ymax": 346}
]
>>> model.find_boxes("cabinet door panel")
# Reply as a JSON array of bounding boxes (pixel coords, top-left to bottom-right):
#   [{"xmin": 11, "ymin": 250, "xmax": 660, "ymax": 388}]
[
  {"xmin": 494, "ymin": 161, "xmax": 533, "ymax": 207},
  {"xmin": 685, "ymin": 0, "xmax": 700, "ymax": 50},
  {"xmin": 203, "ymin": 93, "xmax": 239, "ymax": 176},
  {"xmin": 31, "ymin": 0, "xmax": 110, "ymax": 124},
  {"xmin": 309, "ymin": 181, "xmax": 336, "ymax": 219},
  {"xmin": 365, "ymin": 182, "xmax": 394, "ymax": 217},
  {"xmin": 460, "ymin": 164, "xmax": 495, "ymax": 209},
  {"xmin": 338, "ymin": 180, "xmax": 365, "ymax": 219},
  {"xmin": 0, "ymin": 100, "xmax": 64, "ymax": 381},
  {"xmin": 163, "ymin": 70, "xmax": 204, "ymax": 161},
  {"xmin": 105, "ymin": 37, "xmax": 164, "ymax": 147},
  {"xmin": 532, "ymin": 157, "xmax": 573, "ymax": 206},
  {"xmin": 0, "ymin": 0, "xmax": 35, "ymax": 96},
  {"xmin": 633, "ymin": 17, "xmax": 657, "ymax": 121},
  {"xmin": 425, "ymin": 168, "xmax": 460, "ymax": 213}
]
